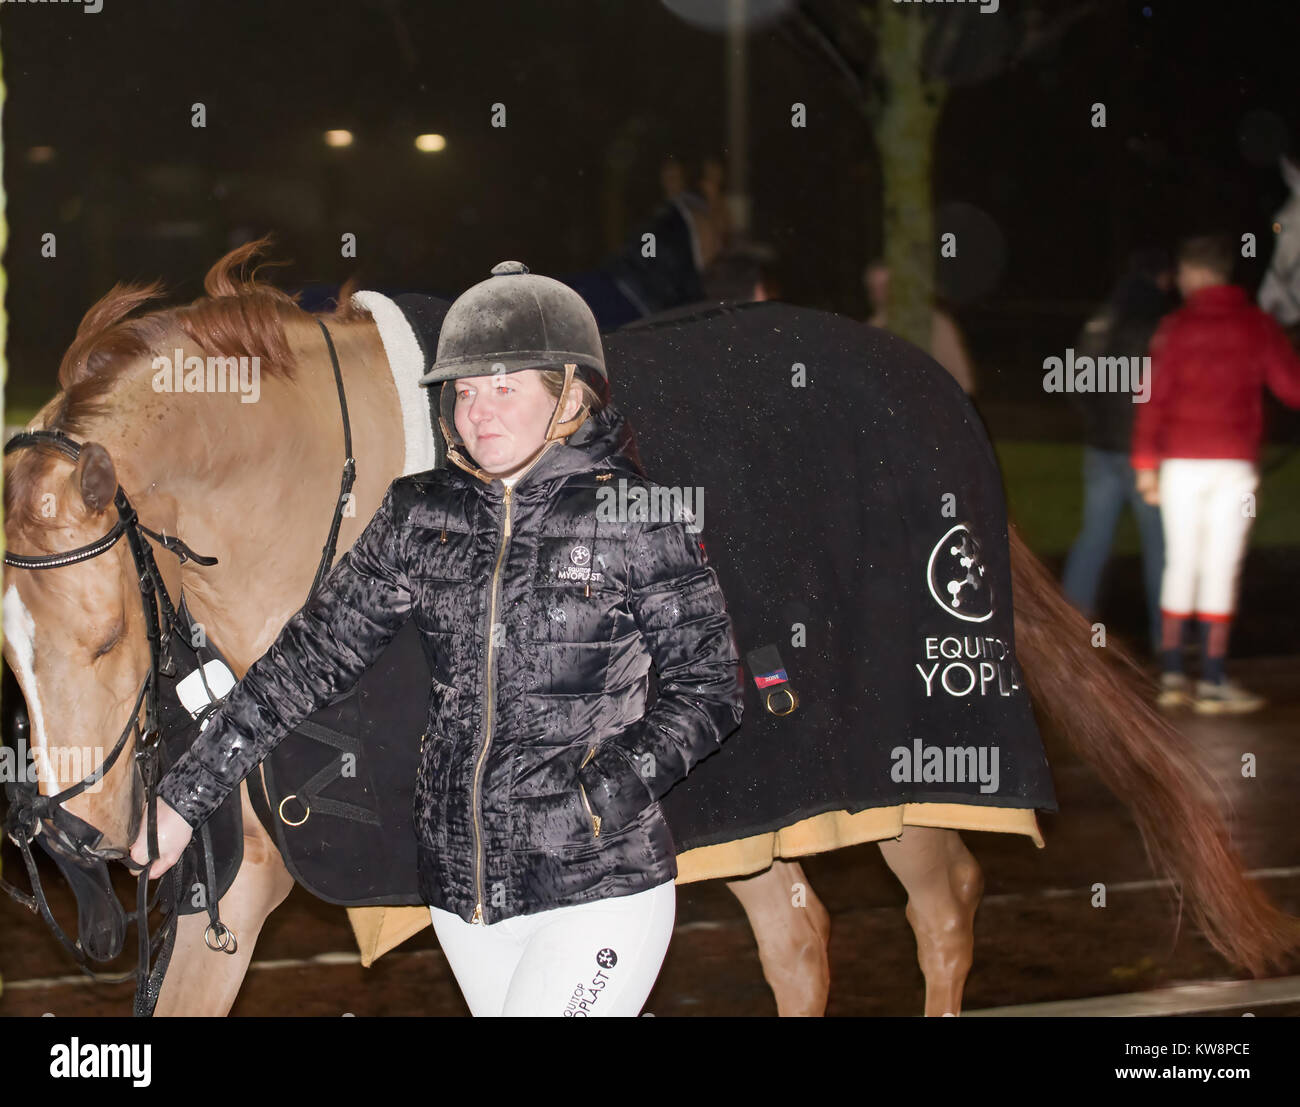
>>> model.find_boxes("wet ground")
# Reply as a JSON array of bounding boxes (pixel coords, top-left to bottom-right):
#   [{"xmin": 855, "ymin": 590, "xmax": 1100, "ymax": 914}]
[{"xmin": 2, "ymin": 656, "xmax": 1296, "ymax": 1018}]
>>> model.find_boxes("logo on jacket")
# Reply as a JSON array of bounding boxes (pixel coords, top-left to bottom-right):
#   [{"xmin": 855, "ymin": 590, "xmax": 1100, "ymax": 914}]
[
  {"xmin": 596, "ymin": 948, "xmax": 618, "ymax": 969},
  {"xmin": 557, "ymin": 543, "xmax": 604, "ymax": 584},
  {"xmin": 926, "ymin": 524, "xmax": 993, "ymax": 623}
]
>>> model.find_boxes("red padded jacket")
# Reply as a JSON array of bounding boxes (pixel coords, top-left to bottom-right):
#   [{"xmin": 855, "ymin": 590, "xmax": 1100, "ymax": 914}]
[{"xmin": 1131, "ymin": 285, "xmax": 1300, "ymax": 469}]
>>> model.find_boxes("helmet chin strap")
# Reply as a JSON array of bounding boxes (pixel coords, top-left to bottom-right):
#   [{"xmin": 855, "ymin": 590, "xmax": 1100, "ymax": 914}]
[
  {"xmin": 441, "ymin": 364, "xmax": 590, "ymax": 484},
  {"xmin": 544, "ymin": 364, "xmax": 590, "ymax": 441}
]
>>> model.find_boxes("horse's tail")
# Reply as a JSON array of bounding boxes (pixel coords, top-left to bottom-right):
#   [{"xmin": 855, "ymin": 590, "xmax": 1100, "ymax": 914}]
[{"xmin": 1008, "ymin": 523, "xmax": 1300, "ymax": 976}]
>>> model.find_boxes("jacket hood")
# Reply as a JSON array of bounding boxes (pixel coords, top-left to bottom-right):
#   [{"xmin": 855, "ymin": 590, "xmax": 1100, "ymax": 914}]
[{"xmin": 1185, "ymin": 284, "xmax": 1248, "ymax": 312}]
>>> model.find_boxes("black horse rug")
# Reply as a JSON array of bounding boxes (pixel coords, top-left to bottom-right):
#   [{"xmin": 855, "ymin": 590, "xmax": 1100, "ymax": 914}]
[{"xmin": 253, "ymin": 296, "xmax": 1056, "ymax": 920}]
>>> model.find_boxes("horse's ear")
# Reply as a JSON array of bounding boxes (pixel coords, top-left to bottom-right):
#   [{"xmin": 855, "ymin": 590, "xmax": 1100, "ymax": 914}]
[
  {"xmin": 1281, "ymin": 156, "xmax": 1300, "ymax": 195},
  {"xmin": 73, "ymin": 443, "xmax": 118, "ymax": 514}
]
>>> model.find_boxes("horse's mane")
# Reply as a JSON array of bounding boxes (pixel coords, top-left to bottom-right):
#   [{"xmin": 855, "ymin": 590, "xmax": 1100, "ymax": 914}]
[{"xmin": 6, "ymin": 236, "xmax": 366, "ymax": 535}]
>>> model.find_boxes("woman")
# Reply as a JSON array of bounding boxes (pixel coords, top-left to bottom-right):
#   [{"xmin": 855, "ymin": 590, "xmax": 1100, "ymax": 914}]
[{"xmin": 133, "ymin": 261, "xmax": 744, "ymax": 1016}]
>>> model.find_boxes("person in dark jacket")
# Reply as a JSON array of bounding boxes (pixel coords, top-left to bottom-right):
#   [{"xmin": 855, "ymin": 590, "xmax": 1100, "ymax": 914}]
[
  {"xmin": 132, "ymin": 262, "xmax": 744, "ymax": 1016},
  {"xmin": 1061, "ymin": 249, "xmax": 1173, "ymax": 655}
]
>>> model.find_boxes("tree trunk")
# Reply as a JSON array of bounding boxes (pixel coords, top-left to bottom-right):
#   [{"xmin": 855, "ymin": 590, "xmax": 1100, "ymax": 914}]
[{"xmin": 873, "ymin": 3, "xmax": 947, "ymax": 351}]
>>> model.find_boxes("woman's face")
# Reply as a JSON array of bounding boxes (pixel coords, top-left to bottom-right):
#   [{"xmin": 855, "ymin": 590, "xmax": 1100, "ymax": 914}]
[{"xmin": 453, "ymin": 368, "xmax": 582, "ymax": 476}]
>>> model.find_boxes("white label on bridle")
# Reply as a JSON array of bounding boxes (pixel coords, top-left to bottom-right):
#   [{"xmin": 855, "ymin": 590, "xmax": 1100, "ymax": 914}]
[{"xmin": 176, "ymin": 660, "xmax": 237, "ymax": 727}]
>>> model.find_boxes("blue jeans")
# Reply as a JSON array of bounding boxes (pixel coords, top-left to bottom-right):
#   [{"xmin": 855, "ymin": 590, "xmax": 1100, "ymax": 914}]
[{"xmin": 1062, "ymin": 447, "xmax": 1165, "ymax": 654}]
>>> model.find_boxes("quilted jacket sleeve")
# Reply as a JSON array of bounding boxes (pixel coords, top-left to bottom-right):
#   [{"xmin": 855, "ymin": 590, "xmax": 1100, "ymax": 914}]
[
  {"xmin": 157, "ymin": 483, "xmax": 414, "ymax": 830},
  {"xmin": 1261, "ymin": 312, "xmax": 1300, "ymax": 409},
  {"xmin": 578, "ymin": 514, "xmax": 743, "ymax": 834}
]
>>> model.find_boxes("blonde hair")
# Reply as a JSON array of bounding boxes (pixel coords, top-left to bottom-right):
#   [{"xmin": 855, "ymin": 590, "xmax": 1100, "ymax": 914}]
[{"xmin": 537, "ymin": 367, "xmax": 607, "ymax": 416}]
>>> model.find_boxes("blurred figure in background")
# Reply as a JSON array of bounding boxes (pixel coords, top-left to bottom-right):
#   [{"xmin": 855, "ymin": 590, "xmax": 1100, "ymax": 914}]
[
  {"xmin": 1134, "ymin": 234, "xmax": 1300, "ymax": 712},
  {"xmin": 565, "ymin": 155, "xmax": 728, "ymax": 329},
  {"xmin": 863, "ymin": 259, "xmax": 977, "ymax": 395},
  {"xmin": 703, "ymin": 238, "xmax": 779, "ymax": 304},
  {"xmin": 1062, "ymin": 248, "xmax": 1174, "ymax": 656}
]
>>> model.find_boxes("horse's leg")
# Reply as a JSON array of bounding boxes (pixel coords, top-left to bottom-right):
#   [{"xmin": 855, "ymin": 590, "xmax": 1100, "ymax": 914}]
[
  {"xmin": 153, "ymin": 786, "xmax": 296, "ymax": 1016},
  {"xmin": 877, "ymin": 825, "xmax": 983, "ymax": 1016},
  {"xmin": 725, "ymin": 859, "xmax": 830, "ymax": 1017}
]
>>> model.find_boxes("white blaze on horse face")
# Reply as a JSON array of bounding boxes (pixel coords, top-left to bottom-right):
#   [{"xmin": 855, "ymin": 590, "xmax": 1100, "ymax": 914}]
[
  {"xmin": 3, "ymin": 583, "xmax": 55, "ymax": 790},
  {"xmin": 1260, "ymin": 176, "xmax": 1300, "ymax": 325}
]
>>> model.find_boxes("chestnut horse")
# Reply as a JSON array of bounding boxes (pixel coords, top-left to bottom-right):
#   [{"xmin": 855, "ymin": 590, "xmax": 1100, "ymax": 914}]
[{"xmin": 4, "ymin": 241, "xmax": 1296, "ymax": 1016}]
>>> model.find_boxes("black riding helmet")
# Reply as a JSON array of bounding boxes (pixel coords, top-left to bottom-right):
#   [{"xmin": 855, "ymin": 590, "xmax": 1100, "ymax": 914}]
[{"xmin": 418, "ymin": 261, "xmax": 609, "ymax": 477}]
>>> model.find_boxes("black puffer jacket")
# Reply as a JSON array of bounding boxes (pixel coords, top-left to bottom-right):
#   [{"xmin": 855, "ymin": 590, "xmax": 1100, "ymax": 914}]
[{"xmin": 157, "ymin": 404, "xmax": 743, "ymax": 923}]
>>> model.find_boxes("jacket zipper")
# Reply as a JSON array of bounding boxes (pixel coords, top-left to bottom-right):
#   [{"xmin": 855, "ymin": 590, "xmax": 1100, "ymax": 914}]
[
  {"xmin": 578, "ymin": 746, "xmax": 601, "ymax": 838},
  {"xmin": 577, "ymin": 780, "xmax": 601, "ymax": 838},
  {"xmin": 470, "ymin": 484, "xmax": 513, "ymax": 924}
]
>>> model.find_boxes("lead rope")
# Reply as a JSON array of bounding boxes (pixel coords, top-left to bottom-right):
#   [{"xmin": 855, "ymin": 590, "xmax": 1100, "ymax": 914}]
[{"xmin": 309, "ymin": 319, "xmax": 356, "ymax": 600}]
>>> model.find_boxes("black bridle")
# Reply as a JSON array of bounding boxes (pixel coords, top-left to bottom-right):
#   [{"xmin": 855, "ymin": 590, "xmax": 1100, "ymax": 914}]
[
  {"xmin": 0, "ymin": 427, "xmax": 224, "ymax": 1015},
  {"xmin": 1, "ymin": 318, "xmax": 356, "ymax": 1015}
]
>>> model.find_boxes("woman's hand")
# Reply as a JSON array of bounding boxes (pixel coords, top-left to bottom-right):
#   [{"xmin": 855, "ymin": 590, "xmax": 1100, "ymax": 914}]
[
  {"xmin": 129, "ymin": 798, "xmax": 194, "ymax": 879},
  {"xmin": 1135, "ymin": 468, "xmax": 1160, "ymax": 505},
  {"xmin": 578, "ymin": 744, "xmax": 655, "ymax": 838}
]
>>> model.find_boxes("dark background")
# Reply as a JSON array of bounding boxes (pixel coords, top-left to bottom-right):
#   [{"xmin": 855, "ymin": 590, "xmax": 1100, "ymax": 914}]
[{"xmin": 4, "ymin": 0, "xmax": 1300, "ymax": 422}]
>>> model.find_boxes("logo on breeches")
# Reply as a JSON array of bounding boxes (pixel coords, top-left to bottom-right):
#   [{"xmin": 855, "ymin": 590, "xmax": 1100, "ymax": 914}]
[{"xmin": 563, "ymin": 948, "xmax": 620, "ymax": 1016}]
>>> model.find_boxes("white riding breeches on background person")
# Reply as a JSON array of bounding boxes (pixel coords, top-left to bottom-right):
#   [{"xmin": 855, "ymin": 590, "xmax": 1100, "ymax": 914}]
[
  {"xmin": 1158, "ymin": 459, "xmax": 1259, "ymax": 617},
  {"xmin": 429, "ymin": 880, "xmax": 676, "ymax": 1017}
]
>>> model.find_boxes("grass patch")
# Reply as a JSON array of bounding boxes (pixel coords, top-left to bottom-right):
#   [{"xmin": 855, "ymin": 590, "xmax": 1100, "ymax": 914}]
[{"xmin": 995, "ymin": 440, "xmax": 1300, "ymax": 556}]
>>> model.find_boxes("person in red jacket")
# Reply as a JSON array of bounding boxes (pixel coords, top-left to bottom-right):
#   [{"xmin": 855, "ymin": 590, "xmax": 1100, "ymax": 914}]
[{"xmin": 1133, "ymin": 234, "xmax": 1300, "ymax": 712}]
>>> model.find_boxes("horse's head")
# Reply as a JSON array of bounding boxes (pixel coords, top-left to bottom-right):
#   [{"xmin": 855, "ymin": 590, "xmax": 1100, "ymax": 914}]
[
  {"xmin": 3, "ymin": 437, "xmax": 171, "ymax": 856},
  {"xmin": 1259, "ymin": 156, "xmax": 1300, "ymax": 326}
]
